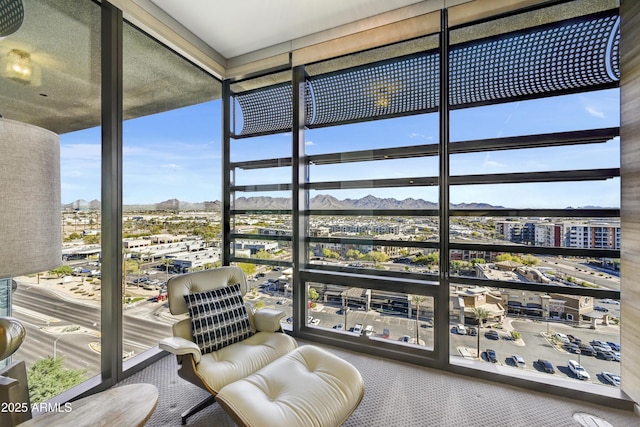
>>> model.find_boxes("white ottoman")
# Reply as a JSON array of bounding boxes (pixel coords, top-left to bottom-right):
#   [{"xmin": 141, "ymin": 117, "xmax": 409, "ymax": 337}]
[{"xmin": 216, "ymin": 345, "xmax": 364, "ymax": 427}]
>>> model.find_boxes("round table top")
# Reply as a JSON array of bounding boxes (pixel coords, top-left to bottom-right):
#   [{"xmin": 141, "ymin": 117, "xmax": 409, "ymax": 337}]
[{"xmin": 19, "ymin": 383, "xmax": 158, "ymax": 427}]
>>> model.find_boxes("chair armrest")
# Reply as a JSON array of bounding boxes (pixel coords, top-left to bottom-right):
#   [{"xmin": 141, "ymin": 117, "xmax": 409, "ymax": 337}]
[
  {"xmin": 253, "ymin": 308, "xmax": 286, "ymax": 332},
  {"xmin": 159, "ymin": 337, "xmax": 202, "ymax": 364}
]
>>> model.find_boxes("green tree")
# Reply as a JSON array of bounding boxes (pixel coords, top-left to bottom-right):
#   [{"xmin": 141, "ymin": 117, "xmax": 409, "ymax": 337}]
[
  {"xmin": 237, "ymin": 262, "xmax": 257, "ymax": 278},
  {"xmin": 365, "ymin": 251, "xmax": 388, "ymax": 265},
  {"xmin": 254, "ymin": 249, "xmax": 273, "ymax": 259},
  {"xmin": 495, "ymin": 253, "xmax": 515, "ymax": 262},
  {"xmin": 83, "ymin": 234, "xmax": 100, "ymax": 244},
  {"xmin": 345, "ymin": 249, "xmax": 363, "ymax": 260},
  {"xmin": 27, "ymin": 356, "xmax": 87, "ymax": 404},
  {"xmin": 410, "ymin": 294, "xmax": 428, "ymax": 344},
  {"xmin": 322, "ymin": 248, "xmax": 341, "ymax": 259},
  {"xmin": 308, "ymin": 287, "xmax": 319, "ymax": 301},
  {"xmin": 50, "ymin": 265, "xmax": 73, "ymax": 278},
  {"xmin": 472, "ymin": 307, "xmax": 490, "ymax": 359}
]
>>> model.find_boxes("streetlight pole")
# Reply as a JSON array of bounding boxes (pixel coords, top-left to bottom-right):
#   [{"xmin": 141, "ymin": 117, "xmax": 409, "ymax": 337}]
[{"xmin": 53, "ymin": 334, "xmax": 67, "ymax": 360}]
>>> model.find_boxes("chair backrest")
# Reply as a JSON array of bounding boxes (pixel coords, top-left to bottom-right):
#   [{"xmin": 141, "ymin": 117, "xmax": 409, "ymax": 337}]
[{"xmin": 166, "ymin": 266, "xmax": 247, "ymax": 316}]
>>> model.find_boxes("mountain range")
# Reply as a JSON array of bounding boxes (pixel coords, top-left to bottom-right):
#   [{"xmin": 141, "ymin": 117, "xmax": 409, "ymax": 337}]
[{"xmin": 63, "ymin": 195, "xmax": 502, "ymax": 211}]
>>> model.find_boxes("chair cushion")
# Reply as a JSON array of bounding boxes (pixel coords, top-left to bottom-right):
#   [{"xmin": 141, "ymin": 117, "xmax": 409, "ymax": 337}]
[
  {"xmin": 184, "ymin": 283, "xmax": 255, "ymax": 354},
  {"xmin": 216, "ymin": 345, "xmax": 364, "ymax": 427},
  {"xmin": 197, "ymin": 331, "xmax": 297, "ymax": 394}
]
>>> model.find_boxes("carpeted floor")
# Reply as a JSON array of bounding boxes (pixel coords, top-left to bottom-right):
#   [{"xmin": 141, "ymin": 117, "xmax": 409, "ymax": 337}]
[{"xmin": 117, "ymin": 341, "xmax": 640, "ymax": 427}]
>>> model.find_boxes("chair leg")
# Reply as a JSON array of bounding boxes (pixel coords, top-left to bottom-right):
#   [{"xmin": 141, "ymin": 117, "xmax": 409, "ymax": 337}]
[{"xmin": 181, "ymin": 394, "xmax": 217, "ymax": 425}]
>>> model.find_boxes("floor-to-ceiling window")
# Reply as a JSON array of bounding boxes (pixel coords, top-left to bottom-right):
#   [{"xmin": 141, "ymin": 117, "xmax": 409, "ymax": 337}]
[
  {"xmin": 1, "ymin": 0, "xmax": 103, "ymax": 402},
  {"xmin": 121, "ymin": 20, "xmax": 221, "ymax": 367},
  {"xmin": 223, "ymin": 0, "xmax": 623, "ymax": 400},
  {"xmin": 446, "ymin": 0, "xmax": 621, "ymax": 390}
]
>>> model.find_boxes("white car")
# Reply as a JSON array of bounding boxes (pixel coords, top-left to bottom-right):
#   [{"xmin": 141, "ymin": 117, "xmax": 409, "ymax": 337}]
[
  {"xmin": 310, "ymin": 318, "xmax": 320, "ymax": 326},
  {"xmin": 364, "ymin": 325, "xmax": 374, "ymax": 336},
  {"xmin": 553, "ymin": 333, "xmax": 569, "ymax": 344},
  {"xmin": 511, "ymin": 355, "xmax": 526, "ymax": 368},
  {"xmin": 601, "ymin": 371, "xmax": 621, "ymax": 386},
  {"xmin": 353, "ymin": 324, "xmax": 363, "ymax": 335},
  {"xmin": 568, "ymin": 360, "xmax": 590, "ymax": 380},
  {"xmin": 456, "ymin": 324, "xmax": 467, "ymax": 335}
]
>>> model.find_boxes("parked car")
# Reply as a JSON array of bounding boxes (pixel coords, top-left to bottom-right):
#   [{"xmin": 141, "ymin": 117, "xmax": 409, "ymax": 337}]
[
  {"xmin": 511, "ymin": 355, "xmax": 526, "ymax": 368},
  {"xmin": 382, "ymin": 328, "xmax": 390, "ymax": 338},
  {"xmin": 455, "ymin": 324, "xmax": 467, "ymax": 335},
  {"xmin": 486, "ymin": 349, "xmax": 498, "ymax": 363},
  {"xmin": 567, "ymin": 334, "xmax": 582, "ymax": 345},
  {"xmin": 401, "ymin": 335, "xmax": 411, "ymax": 343},
  {"xmin": 568, "ymin": 360, "xmax": 590, "ymax": 380},
  {"xmin": 607, "ymin": 341, "xmax": 621, "ymax": 351},
  {"xmin": 578, "ymin": 344, "xmax": 596, "ymax": 356},
  {"xmin": 590, "ymin": 340, "xmax": 612, "ymax": 352},
  {"xmin": 601, "ymin": 371, "xmax": 621, "ymax": 386},
  {"xmin": 310, "ymin": 318, "xmax": 320, "ymax": 326},
  {"xmin": 353, "ymin": 324, "xmax": 363, "ymax": 335},
  {"xmin": 612, "ymin": 351, "xmax": 621, "ymax": 362},
  {"xmin": 536, "ymin": 359, "xmax": 555, "ymax": 374},
  {"xmin": 600, "ymin": 298, "xmax": 619, "ymax": 305},
  {"xmin": 485, "ymin": 330, "xmax": 500, "ymax": 340},
  {"xmin": 553, "ymin": 333, "xmax": 570, "ymax": 344},
  {"xmin": 596, "ymin": 350, "xmax": 615, "ymax": 361},
  {"xmin": 565, "ymin": 343, "xmax": 581, "ymax": 354},
  {"xmin": 594, "ymin": 306, "xmax": 609, "ymax": 312},
  {"xmin": 364, "ymin": 325, "xmax": 374, "ymax": 336},
  {"xmin": 333, "ymin": 323, "xmax": 344, "ymax": 330}
]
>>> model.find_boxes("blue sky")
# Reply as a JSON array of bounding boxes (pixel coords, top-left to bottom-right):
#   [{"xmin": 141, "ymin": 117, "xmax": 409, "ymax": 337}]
[{"xmin": 60, "ymin": 88, "xmax": 620, "ymax": 208}]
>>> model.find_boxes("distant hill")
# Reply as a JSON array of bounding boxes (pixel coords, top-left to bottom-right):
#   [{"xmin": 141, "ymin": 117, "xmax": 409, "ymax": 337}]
[{"xmin": 64, "ymin": 195, "xmax": 503, "ymax": 211}]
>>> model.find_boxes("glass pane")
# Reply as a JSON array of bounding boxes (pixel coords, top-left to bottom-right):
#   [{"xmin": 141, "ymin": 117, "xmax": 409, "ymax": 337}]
[
  {"xmin": 122, "ymin": 20, "xmax": 221, "ymax": 364},
  {"xmin": 305, "ymin": 114, "xmax": 439, "ymax": 155},
  {"xmin": 449, "ymin": 284, "xmax": 620, "ymax": 388},
  {"xmin": 5, "ymin": 0, "xmax": 102, "ymax": 403},
  {"xmin": 450, "ymin": 180, "xmax": 620, "ymax": 210},
  {"xmin": 309, "ymin": 188, "xmax": 440, "ymax": 206},
  {"xmin": 306, "ymin": 282, "xmax": 435, "ymax": 350}
]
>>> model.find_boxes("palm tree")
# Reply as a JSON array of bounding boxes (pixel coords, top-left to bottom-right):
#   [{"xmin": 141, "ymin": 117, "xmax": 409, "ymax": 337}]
[
  {"xmin": 472, "ymin": 307, "xmax": 490, "ymax": 359},
  {"xmin": 410, "ymin": 294, "xmax": 428, "ymax": 344}
]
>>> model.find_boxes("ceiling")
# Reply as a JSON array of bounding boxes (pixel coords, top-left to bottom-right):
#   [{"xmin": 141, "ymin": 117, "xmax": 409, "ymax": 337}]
[{"xmin": 148, "ymin": 0, "xmax": 429, "ymax": 59}]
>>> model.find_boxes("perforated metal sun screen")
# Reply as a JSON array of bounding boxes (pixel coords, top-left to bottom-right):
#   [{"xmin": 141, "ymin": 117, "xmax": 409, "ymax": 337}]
[
  {"xmin": 308, "ymin": 54, "xmax": 440, "ymax": 127},
  {"xmin": 449, "ymin": 13, "xmax": 620, "ymax": 107},
  {"xmin": 233, "ymin": 11, "xmax": 620, "ymax": 138},
  {"xmin": 235, "ymin": 83, "xmax": 293, "ymax": 136},
  {"xmin": 0, "ymin": 0, "xmax": 24, "ymax": 37}
]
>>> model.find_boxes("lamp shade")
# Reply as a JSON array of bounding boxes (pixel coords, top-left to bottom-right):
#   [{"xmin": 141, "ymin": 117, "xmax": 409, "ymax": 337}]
[{"xmin": 0, "ymin": 119, "xmax": 61, "ymax": 278}]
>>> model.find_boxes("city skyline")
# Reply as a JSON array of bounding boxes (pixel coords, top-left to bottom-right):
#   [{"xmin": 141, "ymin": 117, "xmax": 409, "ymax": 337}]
[{"xmin": 59, "ymin": 88, "xmax": 620, "ymax": 208}]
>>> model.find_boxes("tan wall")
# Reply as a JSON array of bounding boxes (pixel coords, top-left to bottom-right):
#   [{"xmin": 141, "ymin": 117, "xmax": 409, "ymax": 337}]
[{"xmin": 620, "ymin": 0, "xmax": 640, "ymax": 410}]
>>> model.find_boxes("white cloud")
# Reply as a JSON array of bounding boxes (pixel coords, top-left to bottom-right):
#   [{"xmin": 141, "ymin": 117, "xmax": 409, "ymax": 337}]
[
  {"xmin": 585, "ymin": 106, "xmax": 605, "ymax": 118},
  {"xmin": 482, "ymin": 154, "xmax": 505, "ymax": 170},
  {"xmin": 305, "ymin": 140, "xmax": 315, "ymax": 145}
]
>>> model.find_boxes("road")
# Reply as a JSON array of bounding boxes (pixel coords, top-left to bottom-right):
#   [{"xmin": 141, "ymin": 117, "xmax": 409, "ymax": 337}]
[
  {"xmin": 11, "ymin": 284, "xmax": 173, "ymax": 376},
  {"xmin": 539, "ymin": 255, "xmax": 620, "ymax": 291}
]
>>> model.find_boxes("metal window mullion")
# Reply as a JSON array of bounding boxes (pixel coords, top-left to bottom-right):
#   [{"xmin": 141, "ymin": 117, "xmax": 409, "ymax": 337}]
[
  {"xmin": 101, "ymin": 1, "xmax": 123, "ymax": 385},
  {"xmin": 222, "ymin": 80, "xmax": 232, "ymax": 265},
  {"xmin": 292, "ymin": 65, "xmax": 307, "ymax": 334},
  {"xmin": 437, "ymin": 8, "xmax": 450, "ymax": 368}
]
